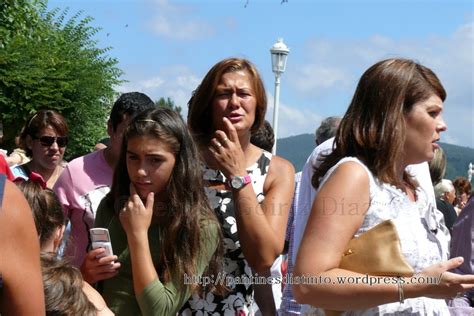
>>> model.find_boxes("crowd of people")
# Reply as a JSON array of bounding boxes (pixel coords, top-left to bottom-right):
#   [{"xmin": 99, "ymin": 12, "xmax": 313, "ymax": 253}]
[{"xmin": 0, "ymin": 57, "xmax": 473, "ymax": 316}]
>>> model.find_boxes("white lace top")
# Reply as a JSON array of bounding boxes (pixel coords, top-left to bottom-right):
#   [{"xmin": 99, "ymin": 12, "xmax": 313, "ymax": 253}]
[{"xmin": 303, "ymin": 157, "xmax": 450, "ymax": 316}]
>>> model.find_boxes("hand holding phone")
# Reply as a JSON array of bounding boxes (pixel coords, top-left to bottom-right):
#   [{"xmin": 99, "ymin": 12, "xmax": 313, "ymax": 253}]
[
  {"xmin": 90, "ymin": 228, "xmax": 114, "ymax": 259},
  {"xmin": 82, "ymin": 230, "xmax": 120, "ymax": 284}
]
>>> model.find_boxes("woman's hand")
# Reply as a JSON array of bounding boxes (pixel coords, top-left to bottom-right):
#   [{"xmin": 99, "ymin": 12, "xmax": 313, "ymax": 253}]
[
  {"xmin": 208, "ymin": 117, "xmax": 247, "ymax": 179},
  {"xmin": 407, "ymin": 257, "xmax": 474, "ymax": 300},
  {"xmin": 81, "ymin": 248, "xmax": 120, "ymax": 284},
  {"xmin": 119, "ymin": 183, "xmax": 154, "ymax": 240}
]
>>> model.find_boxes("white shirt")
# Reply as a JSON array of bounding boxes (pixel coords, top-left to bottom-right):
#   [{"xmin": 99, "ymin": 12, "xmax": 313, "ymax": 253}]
[{"xmin": 292, "ymin": 137, "xmax": 450, "ymax": 267}]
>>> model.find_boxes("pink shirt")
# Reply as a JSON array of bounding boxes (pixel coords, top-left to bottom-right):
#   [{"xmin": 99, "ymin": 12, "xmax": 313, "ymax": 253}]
[{"xmin": 53, "ymin": 149, "xmax": 113, "ymax": 267}]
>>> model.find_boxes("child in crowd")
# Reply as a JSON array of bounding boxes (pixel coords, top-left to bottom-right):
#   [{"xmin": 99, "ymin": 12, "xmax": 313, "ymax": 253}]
[
  {"xmin": 91, "ymin": 107, "xmax": 224, "ymax": 315},
  {"xmin": 41, "ymin": 253, "xmax": 99, "ymax": 316},
  {"xmin": 17, "ymin": 180, "xmax": 113, "ymax": 315}
]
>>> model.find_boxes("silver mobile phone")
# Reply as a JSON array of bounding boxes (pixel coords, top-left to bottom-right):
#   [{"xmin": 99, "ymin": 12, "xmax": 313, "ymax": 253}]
[{"xmin": 90, "ymin": 228, "xmax": 114, "ymax": 259}]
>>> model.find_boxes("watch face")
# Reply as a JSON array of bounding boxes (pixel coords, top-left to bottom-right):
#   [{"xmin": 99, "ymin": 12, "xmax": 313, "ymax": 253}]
[{"xmin": 231, "ymin": 177, "xmax": 243, "ymax": 189}]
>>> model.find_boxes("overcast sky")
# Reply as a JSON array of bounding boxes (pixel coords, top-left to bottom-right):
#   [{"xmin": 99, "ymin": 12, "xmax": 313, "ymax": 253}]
[{"xmin": 48, "ymin": 0, "xmax": 473, "ymax": 148}]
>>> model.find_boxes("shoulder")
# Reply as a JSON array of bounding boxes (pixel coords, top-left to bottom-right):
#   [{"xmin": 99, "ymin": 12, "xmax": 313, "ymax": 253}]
[
  {"xmin": 265, "ymin": 155, "xmax": 295, "ymax": 189},
  {"xmin": 67, "ymin": 150, "xmax": 101, "ymax": 169},
  {"xmin": 95, "ymin": 194, "xmax": 115, "ymax": 225},
  {"xmin": 1, "ymin": 180, "xmax": 35, "ymax": 233},
  {"xmin": 318, "ymin": 158, "xmax": 369, "ymax": 194},
  {"xmin": 268, "ymin": 155, "xmax": 295, "ymax": 175},
  {"xmin": 82, "ymin": 282, "xmax": 109, "ymax": 313},
  {"xmin": 97, "ymin": 194, "xmax": 114, "ymax": 213},
  {"xmin": 199, "ymin": 217, "xmax": 219, "ymax": 238}
]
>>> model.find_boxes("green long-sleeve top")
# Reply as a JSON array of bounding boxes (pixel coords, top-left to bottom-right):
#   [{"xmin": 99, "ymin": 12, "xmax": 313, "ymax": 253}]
[{"xmin": 94, "ymin": 196, "xmax": 219, "ymax": 316}]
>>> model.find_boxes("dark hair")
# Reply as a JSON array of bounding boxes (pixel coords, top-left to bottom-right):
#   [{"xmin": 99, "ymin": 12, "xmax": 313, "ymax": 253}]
[
  {"xmin": 428, "ymin": 147, "xmax": 447, "ymax": 185},
  {"xmin": 250, "ymin": 120, "xmax": 274, "ymax": 152},
  {"xmin": 110, "ymin": 107, "xmax": 224, "ymax": 294},
  {"xmin": 16, "ymin": 180, "xmax": 65, "ymax": 247},
  {"xmin": 109, "ymin": 92, "xmax": 156, "ymax": 131},
  {"xmin": 187, "ymin": 58, "xmax": 267, "ymax": 145},
  {"xmin": 313, "ymin": 58, "xmax": 446, "ymax": 189},
  {"xmin": 40, "ymin": 253, "xmax": 97, "ymax": 316},
  {"xmin": 315, "ymin": 116, "xmax": 341, "ymax": 145},
  {"xmin": 19, "ymin": 109, "xmax": 69, "ymax": 157}
]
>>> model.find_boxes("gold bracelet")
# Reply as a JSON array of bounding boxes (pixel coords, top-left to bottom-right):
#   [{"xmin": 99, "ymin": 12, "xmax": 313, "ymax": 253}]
[{"xmin": 397, "ymin": 277, "xmax": 405, "ymax": 303}]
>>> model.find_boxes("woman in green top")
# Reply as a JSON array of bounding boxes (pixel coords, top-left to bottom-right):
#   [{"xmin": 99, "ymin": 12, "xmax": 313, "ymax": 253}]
[{"xmin": 94, "ymin": 107, "xmax": 224, "ymax": 315}]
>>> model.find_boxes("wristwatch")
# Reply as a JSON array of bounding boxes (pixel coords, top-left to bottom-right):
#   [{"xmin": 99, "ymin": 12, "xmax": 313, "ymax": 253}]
[{"xmin": 228, "ymin": 175, "xmax": 252, "ymax": 190}]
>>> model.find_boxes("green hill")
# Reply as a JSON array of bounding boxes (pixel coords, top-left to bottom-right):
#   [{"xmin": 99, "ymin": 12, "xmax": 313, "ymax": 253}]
[{"xmin": 277, "ymin": 134, "xmax": 474, "ymax": 182}]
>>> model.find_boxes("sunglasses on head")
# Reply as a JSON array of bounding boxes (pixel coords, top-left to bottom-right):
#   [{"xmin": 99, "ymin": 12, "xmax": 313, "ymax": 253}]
[{"xmin": 34, "ymin": 135, "xmax": 68, "ymax": 148}]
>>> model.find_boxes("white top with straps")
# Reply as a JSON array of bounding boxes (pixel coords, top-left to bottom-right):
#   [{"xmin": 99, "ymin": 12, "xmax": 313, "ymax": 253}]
[{"xmin": 303, "ymin": 157, "xmax": 449, "ymax": 315}]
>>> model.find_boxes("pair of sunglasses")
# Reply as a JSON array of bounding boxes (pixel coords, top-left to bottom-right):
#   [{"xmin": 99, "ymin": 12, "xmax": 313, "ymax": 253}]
[{"xmin": 34, "ymin": 135, "xmax": 69, "ymax": 148}]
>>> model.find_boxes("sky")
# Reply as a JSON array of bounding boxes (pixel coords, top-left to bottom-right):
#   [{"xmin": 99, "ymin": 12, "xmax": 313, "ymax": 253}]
[{"xmin": 48, "ymin": 0, "xmax": 473, "ymax": 149}]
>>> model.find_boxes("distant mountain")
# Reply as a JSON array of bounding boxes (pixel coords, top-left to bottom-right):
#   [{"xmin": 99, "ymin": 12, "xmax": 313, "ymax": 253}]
[{"xmin": 277, "ymin": 134, "xmax": 474, "ymax": 181}]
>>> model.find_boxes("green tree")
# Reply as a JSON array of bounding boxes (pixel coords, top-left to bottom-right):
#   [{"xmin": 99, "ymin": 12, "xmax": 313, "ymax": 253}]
[
  {"xmin": 155, "ymin": 97, "xmax": 182, "ymax": 116},
  {"xmin": 0, "ymin": 0, "xmax": 123, "ymax": 160}
]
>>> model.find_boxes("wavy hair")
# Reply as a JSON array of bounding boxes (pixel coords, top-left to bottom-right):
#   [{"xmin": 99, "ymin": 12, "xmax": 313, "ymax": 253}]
[
  {"xmin": 109, "ymin": 107, "xmax": 225, "ymax": 294},
  {"xmin": 41, "ymin": 253, "xmax": 97, "ymax": 316},
  {"xmin": 187, "ymin": 57, "xmax": 267, "ymax": 145},
  {"xmin": 313, "ymin": 58, "xmax": 446, "ymax": 189}
]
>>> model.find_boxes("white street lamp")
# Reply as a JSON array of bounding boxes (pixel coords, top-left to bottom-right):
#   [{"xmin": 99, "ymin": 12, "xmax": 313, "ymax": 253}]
[
  {"xmin": 468, "ymin": 162, "xmax": 473, "ymax": 182},
  {"xmin": 270, "ymin": 38, "xmax": 289, "ymax": 154}
]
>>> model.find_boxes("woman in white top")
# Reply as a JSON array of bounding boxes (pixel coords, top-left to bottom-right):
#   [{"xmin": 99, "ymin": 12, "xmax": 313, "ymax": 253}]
[{"xmin": 293, "ymin": 58, "xmax": 474, "ymax": 315}]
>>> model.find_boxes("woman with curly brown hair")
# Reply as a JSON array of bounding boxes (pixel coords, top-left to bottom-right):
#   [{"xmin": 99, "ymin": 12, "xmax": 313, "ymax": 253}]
[{"xmin": 453, "ymin": 177, "xmax": 472, "ymax": 214}]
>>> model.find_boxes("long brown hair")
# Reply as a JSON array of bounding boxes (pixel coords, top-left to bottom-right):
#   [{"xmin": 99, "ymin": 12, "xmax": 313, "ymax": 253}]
[
  {"xmin": 109, "ymin": 107, "xmax": 225, "ymax": 294},
  {"xmin": 313, "ymin": 58, "xmax": 446, "ymax": 189},
  {"xmin": 187, "ymin": 57, "xmax": 267, "ymax": 145}
]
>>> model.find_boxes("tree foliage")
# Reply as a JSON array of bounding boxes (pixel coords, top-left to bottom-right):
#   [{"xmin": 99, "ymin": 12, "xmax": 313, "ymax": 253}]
[
  {"xmin": 0, "ymin": 0, "xmax": 123, "ymax": 160},
  {"xmin": 155, "ymin": 97, "xmax": 182, "ymax": 116}
]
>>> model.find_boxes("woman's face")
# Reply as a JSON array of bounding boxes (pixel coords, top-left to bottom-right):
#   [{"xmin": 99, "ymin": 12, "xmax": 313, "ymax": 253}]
[
  {"xmin": 404, "ymin": 94, "xmax": 447, "ymax": 165},
  {"xmin": 126, "ymin": 135, "xmax": 176, "ymax": 202},
  {"xmin": 456, "ymin": 192, "xmax": 468, "ymax": 208},
  {"xmin": 212, "ymin": 70, "xmax": 257, "ymax": 134},
  {"xmin": 29, "ymin": 125, "xmax": 66, "ymax": 171}
]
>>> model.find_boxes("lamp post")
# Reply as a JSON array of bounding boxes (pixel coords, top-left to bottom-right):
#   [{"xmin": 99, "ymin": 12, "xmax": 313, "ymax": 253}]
[
  {"xmin": 468, "ymin": 162, "xmax": 473, "ymax": 182},
  {"xmin": 270, "ymin": 38, "xmax": 289, "ymax": 154}
]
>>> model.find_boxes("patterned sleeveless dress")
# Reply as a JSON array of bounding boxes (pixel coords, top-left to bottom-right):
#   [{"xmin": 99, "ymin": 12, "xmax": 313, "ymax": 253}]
[{"xmin": 181, "ymin": 151, "xmax": 272, "ymax": 315}]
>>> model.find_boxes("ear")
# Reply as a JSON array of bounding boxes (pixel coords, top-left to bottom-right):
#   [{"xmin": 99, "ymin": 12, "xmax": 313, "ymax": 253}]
[
  {"xmin": 25, "ymin": 134, "xmax": 34, "ymax": 150},
  {"xmin": 53, "ymin": 225, "xmax": 66, "ymax": 253}
]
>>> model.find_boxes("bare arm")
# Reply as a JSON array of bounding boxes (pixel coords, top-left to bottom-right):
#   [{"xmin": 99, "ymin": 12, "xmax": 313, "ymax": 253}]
[
  {"xmin": 0, "ymin": 180, "xmax": 45, "ymax": 315},
  {"xmin": 232, "ymin": 156, "xmax": 294, "ymax": 272},
  {"xmin": 293, "ymin": 162, "xmax": 474, "ymax": 310}
]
